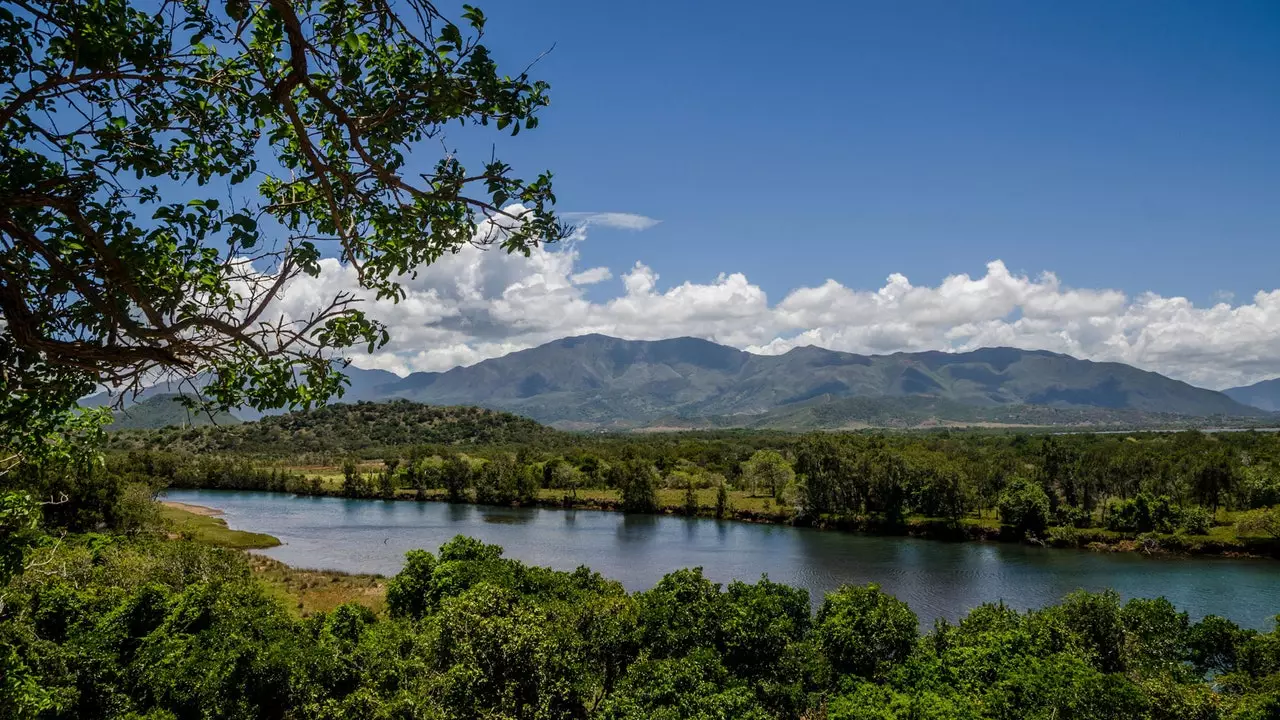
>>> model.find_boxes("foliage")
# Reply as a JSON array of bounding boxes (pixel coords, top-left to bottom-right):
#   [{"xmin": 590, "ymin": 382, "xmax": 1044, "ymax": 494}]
[
  {"xmin": 11, "ymin": 534, "xmax": 1276, "ymax": 719},
  {"xmin": 814, "ymin": 584, "xmax": 918, "ymax": 679},
  {"xmin": 998, "ymin": 476, "xmax": 1052, "ymax": 536},
  {"xmin": 1237, "ymin": 508, "xmax": 1280, "ymax": 539},
  {"xmin": 742, "ymin": 449, "xmax": 794, "ymax": 499},
  {"xmin": 615, "ymin": 460, "xmax": 659, "ymax": 514},
  {"xmin": 107, "ymin": 400, "xmax": 556, "ymax": 454},
  {"xmin": 0, "ymin": 0, "xmax": 566, "ymax": 429}
]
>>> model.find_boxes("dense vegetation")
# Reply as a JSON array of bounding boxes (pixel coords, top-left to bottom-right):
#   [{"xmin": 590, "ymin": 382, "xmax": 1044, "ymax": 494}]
[
  {"xmin": 4, "ymin": 533, "xmax": 1279, "ymax": 719},
  {"xmin": 103, "ymin": 402, "xmax": 1280, "ymax": 554},
  {"xmin": 107, "ymin": 401, "xmax": 556, "ymax": 455}
]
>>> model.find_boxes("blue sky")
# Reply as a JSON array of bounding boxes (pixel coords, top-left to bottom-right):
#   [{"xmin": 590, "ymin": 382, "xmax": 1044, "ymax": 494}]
[
  {"xmin": 445, "ymin": 0, "xmax": 1279, "ymax": 305},
  {"xmin": 269, "ymin": 0, "xmax": 1280, "ymax": 388}
]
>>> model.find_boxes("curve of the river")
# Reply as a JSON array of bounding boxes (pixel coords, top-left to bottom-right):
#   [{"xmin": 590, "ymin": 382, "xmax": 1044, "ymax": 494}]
[{"xmin": 164, "ymin": 489, "xmax": 1280, "ymax": 630}]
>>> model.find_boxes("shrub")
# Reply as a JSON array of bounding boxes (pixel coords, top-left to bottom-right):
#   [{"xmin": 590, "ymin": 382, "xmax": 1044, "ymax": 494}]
[
  {"xmin": 815, "ymin": 584, "xmax": 918, "ymax": 678},
  {"xmin": 998, "ymin": 477, "xmax": 1051, "ymax": 536}
]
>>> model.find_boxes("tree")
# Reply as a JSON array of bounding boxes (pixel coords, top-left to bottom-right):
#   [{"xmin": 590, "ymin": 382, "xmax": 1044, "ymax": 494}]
[
  {"xmin": 0, "ymin": 0, "xmax": 567, "ymax": 433},
  {"xmin": 615, "ymin": 460, "xmax": 659, "ymax": 514},
  {"xmin": 998, "ymin": 476, "xmax": 1051, "ymax": 537},
  {"xmin": 0, "ymin": 490, "xmax": 41, "ymax": 587},
  {"xmin": 716, "ymin": 480, "xmax": 730, "ymax": 520},
  {"xmin": 795, "ymin": 435, "xmax": 853, "ymax": 516},
  {"xmin": 741, "ymin": 450, "xmax": 794, "ymax": 499},
  {"xmin": 377, "ymin": 458, "xmax": 398, "ymax": 499},
  {"xmin": 815, "ymin": 584, "xmax": 918, "ymax": 679},
  {"xmin": 441, "ymin": 454, "xmax": 472, "ymax": 503},
  {"xmin": 1193, "ymin": 450, "xmax": 1238, "ymax": 514},
  {"xmin": 549, "ymin": 461, "xmax": 584, "ymax": 502},
  {"xmin": 385, "ymin": 549, "xmax": 437, "ymax": 620},
  {"xmin": 718, "ymin": 576, "xmax": 810, "ymax": 674},
  {"xmin": 341, "ymin": 457, "xmax": 363, "ymax": 498}
]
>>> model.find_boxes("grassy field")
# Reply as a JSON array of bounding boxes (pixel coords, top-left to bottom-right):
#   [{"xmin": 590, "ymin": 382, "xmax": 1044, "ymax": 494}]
[
  {"xmin": 250, "ymin": 556, "xmax": 387, "ymax": 616},
  {"xmin": 159, "ymin": 503, "xmax": 281, "ymax": 549},
  {"xmin": 160, "ymin": 502, "xmax": 386, "ymax": 616}
]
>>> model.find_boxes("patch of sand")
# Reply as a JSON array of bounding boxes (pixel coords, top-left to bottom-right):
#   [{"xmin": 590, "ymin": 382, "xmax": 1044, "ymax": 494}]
[{"xmin": 161, "ymin": 500, "xmax": 223, "ymax": 517}]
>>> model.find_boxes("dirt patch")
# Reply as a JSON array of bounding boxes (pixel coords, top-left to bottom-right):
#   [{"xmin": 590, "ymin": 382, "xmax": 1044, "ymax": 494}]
[{"xmin": 160, "ymin": 500, "xmax": 223, "ymax": 517}]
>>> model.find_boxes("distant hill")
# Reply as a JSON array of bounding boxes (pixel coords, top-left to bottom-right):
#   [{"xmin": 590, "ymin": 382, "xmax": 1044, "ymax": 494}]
[
  {"xmin": 1224, "ymin": 378, "xmax": 1280, "ymax": 413},
  {"xmin": 694, "ymin": 396, "xmax": 1213, "ymax": 431},
  {"xmin": 365, "ymin": 335, "xmax": 1262, "ymax": 427},
  {"xmin": 106, "ymin": 400, "xmax": 556, "ymax": 454},
  {"xmin": 109, "ymin": 394, "xmax": 241, "ymax": 430},
  {"xmin": 93, "ymin": 335, "xmax": 1268, "ymax": 430}
]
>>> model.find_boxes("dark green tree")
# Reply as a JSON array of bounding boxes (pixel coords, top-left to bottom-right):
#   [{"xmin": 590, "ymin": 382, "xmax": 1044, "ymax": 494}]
[
  {"xmin": 814, "ymin": 584, "xmax": 918, "ymax": 679},
  {"xmin": 998, "ymin": 475, "xmax": 1052, "ymax": 537},
  {"xmin": 441, "ymin": 454, "xmax": 473, "ymax": 503},
  {"xmin": 616, "ymin": 460, "xmax": 659, "ymax": 514}
]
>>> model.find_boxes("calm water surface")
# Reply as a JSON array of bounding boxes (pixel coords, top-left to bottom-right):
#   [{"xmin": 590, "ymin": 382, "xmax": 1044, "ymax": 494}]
[{"xmin": 165, "ymin": 489, "xmax": 1280, "ymax": 629}]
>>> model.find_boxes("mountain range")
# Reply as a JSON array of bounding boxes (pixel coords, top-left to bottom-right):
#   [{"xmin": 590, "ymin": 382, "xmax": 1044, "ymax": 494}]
[
  {"xmin": 90, "ymin": 335, "xmax": 1275, "ymax": 430},
  {"xmin": 1223, "ymin": 378, "xmax": 1280, "ymax": 413}
]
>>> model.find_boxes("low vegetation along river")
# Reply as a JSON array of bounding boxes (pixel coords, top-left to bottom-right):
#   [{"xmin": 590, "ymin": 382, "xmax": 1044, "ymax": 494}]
[{"xmin": 164, "ymin": 488, "xmax": 1280, "ymax": 630}]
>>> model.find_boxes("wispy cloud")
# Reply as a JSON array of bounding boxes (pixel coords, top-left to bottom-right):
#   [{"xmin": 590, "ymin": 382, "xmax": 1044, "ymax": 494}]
[{"xmin": 562, "ymin": 211, "xmax": 661, "ymax": 231}]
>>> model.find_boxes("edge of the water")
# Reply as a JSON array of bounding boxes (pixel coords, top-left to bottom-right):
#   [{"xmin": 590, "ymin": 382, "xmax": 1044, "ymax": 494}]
[{"xmin": 162, "ymin": 486, "xmax": 1280, "ymax": 561}]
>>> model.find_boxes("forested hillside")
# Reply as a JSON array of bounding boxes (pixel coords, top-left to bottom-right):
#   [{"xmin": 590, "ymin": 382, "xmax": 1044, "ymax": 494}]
[
  {"xmin": 108, "ymin": 393, "xmax": 242, "ymax": 430},
  {"xmin": 364, "ymin": 335, "xmax": 1263, "ymax": 426},
  {"xmin": 88, "ymin": 336, "xmax": 1271, "ymax": 430},
  {"xmin": 106, "ymin": 400, "xmax": 556, "ymax": 455}
]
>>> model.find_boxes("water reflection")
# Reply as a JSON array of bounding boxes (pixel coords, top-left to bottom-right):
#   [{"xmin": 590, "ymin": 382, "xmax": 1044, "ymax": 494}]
[{"xmin": 162, "ymin": 489, "xmax": 1280, "ymax": 630}]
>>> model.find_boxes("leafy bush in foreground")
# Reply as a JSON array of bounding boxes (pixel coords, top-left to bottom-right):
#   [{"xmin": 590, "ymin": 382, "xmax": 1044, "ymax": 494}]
[{"xmin": 3, "ymin": 536, "xmax": 1279, "ymax": 719}]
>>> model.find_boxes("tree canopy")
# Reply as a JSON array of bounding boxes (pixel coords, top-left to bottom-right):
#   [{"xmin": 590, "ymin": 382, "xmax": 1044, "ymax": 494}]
[{"xmin": 0, "ymin": 0, "xmax": 566, "ymax": 440}]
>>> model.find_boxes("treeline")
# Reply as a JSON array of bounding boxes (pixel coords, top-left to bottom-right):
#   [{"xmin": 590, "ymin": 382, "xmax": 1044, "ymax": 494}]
[
  {"xmin": 104, "ymin": 400, "xmax": 557, "ymax": 457},
  {"xmin": 109, "ymin": 427, "xmax": 1280, "ymax": 543},
  {"xmin": 4, "ymin": 534, "xmax": 1279, "ymax": 719}
]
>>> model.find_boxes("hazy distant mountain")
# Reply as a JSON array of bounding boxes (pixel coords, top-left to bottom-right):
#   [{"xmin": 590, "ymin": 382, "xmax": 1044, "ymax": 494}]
[
  {"xmin": 1224, "ymin": 378, "xmax": 1280, "ymax": 412},
  {"xmin": 83, "ymin": 366, "xmax": 403, "ymax": 421},
  {"xmin": 109, "ymin": 394, "xmax": 241, "ymax": 430},
  {"xmin": 364, "ymin": 335, "xmax": 1263, "ymax": 427},
  {"xmin": 89, "ymin": 335, "xmax": 1266, "ymax": 429}
]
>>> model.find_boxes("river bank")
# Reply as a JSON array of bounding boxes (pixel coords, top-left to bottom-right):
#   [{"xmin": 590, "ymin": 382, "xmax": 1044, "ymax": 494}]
[
  {"xmin": 159, "ymin": 502, "xmax": 281, "ymax": 549},
  {"xmin": 165, "ymin": 482, "xmax": 1280, "ymax": 559},
  {"xmin": 161, "ymin": 488, "xmax": 1280, "ymax": 629},
  {"xmin": 158, "ymin": 502, "xmax": 385, "ymax": 615}
]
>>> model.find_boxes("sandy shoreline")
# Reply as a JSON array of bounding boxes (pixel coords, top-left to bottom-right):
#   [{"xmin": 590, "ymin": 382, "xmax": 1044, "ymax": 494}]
[{"xmin": 161, "ymin": 500, "xmax": 223, "ymax": 517}]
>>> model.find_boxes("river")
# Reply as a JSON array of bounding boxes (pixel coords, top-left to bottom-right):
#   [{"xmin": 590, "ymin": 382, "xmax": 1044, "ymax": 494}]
[{"xmin": 163, "ymin": 488, "xmax": 1280, "ymax": 630}]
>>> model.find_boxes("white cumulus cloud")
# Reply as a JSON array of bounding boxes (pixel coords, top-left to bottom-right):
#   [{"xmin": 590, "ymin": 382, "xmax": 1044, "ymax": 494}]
[{"xmin": 274, "ymin": 214, "xmax": 1280, "ymax": 390}]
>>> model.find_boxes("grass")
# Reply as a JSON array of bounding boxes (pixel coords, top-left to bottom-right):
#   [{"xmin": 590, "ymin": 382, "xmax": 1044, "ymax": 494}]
[
  {"xmin": 159, "ymin": 502, "xmax": 385, "ymax": 616},
  {"xmin": 250, "ymin": 556, "xmax": 386, "ymax": 617},
  {"xmin": 159, "ymin": 504, "xmax": 281, "ymax": 549}
]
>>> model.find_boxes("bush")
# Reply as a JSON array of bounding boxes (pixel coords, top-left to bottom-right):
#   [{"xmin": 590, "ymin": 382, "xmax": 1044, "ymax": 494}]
[
  {"xmin": 1106, "ymin": 494, "xmax": 1183, "ymax": 534},
  {"xmin": 1180, "ymin": 506, "xmax": 1213, "ymax": 535},
  {"xmin": 814, "ymin": 584, "xmax": 918, "ymax": 678},
  {"xmin": 1053, "ymin": 504, "xmax": 1092, "ymax": 529},
  {"xmin": 998, "ymin": 477, "xmax": 1051, "ymax": 536}
]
